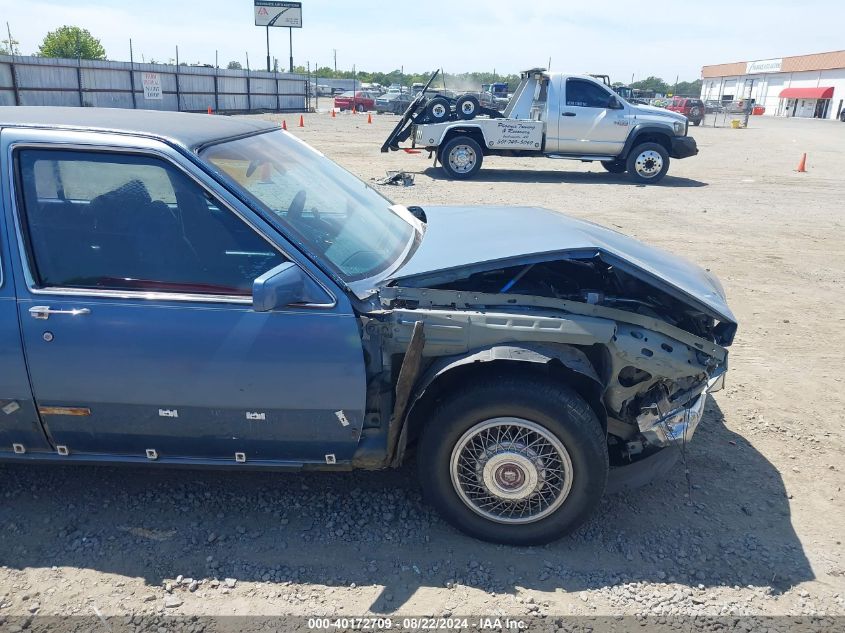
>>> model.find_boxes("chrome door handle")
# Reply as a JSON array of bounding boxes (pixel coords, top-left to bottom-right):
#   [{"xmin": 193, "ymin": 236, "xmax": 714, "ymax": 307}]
[{"xmin": 29, "ymin": 306, "xmax": 91, "ymax": 320}]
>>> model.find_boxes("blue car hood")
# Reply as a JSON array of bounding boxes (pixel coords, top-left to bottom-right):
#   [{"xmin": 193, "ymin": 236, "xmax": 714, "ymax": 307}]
[{"xmin": 389, "ymin": 206, "xmax": 736, "ymax": 326}]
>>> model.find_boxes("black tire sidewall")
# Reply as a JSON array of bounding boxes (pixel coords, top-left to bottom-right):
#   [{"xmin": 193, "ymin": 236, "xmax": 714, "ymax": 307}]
[
  {"xmin": 456, "ymin": 95, "xmax": 480, "ymax": 120},
  {"xmin": 601, "ymin": 160, "xmax": 626, "ymax": 174},
  {"xmin": 626, "ymin": 141, "xmax": 670, "ymax": 184},
  {"xmin": 440, "ymin": 136, "xmax": 483, "ymax": 179},
  {"xmin": 426, "ymin": 97, "xmax": 451, "ymax": 122},
  {"xmin": 417, "ymin": 378, "xmax": 608, "ymax": 545}
]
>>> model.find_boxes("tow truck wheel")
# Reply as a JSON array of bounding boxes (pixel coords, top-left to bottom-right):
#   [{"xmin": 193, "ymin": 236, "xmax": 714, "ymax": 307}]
[
  {"xmin": 439, "ymin": 135, "xmax": 483, "ymax": 179},
  {"xmin": 425, "ymin": 97, "xmax": 451, "ymax": 123},
  {"xmin": 626, "ymin": 142, "xmax": 670, "ymax": 184},
  {"xmin": 600, "ymin": 160, "xmax": 626, "ymax": 174},
  {"xmin": 417, "ymin": 375, "xmax": 608, "ymax": 545},
  {"xmin": 456, "ymin": 95, "xmax": 480, "ymax": 120}
]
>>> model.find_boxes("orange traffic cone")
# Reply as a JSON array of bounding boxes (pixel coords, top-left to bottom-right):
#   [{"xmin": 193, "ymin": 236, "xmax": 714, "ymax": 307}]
[
  {"xmin": 207, "ymin": 106, "xmax": 212, "ymax": 115},
  {"xmin": 367, "ymin": 112, "xmax": 372, "ymax": 124},
  {"xmin": 352, "ymin": 106, "xmax": 357, "ymax": 115},
  {"xmin": 796, "ymin": 153, "xmax": 807, "ymax": 172},
  {"xmin": 331, "ymin": 108, "xmax": 336, "ymax": 118},
  {"xmin": 299, "ymin": 115, "xmax": 304, "ymax": 128},
  {"xmin": 282, "ymin": 120, "xmax": 287, "ymax": 130}
]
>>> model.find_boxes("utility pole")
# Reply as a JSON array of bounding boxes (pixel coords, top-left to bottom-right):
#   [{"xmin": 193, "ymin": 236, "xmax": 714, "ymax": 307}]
[
  {"xmin": 266, "ymin": 25, "xmax": 271, "ymax": 72},
  {"xmin": 333, "ymin": 49, "xmax": 337, "ymax": 72},
  {"xmin": 5, "ymin": 22, "xmax": 19, "ymax": 55}
]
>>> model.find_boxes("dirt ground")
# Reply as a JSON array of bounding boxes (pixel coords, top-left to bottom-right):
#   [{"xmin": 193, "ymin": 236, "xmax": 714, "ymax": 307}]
[{"xmin": 1, "ymin": 110, "xmax": 843, "ymax": 626}]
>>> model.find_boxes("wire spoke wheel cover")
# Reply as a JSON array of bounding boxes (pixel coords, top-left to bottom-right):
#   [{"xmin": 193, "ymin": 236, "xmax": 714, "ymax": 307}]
[
  {"xmin": 449, "ymin": 417, "xmax": 574, "ymax": 524},
  {"xmin": 448, "ymin": 144, "xmax": 477, "ymax": 174},
  {"xmin": 634, "ymin": 149, "xmax": 664, "ymax": 178}
]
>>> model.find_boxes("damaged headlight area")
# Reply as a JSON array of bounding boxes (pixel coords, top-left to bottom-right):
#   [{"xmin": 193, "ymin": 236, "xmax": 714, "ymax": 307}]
[
  {"xmin": 601, "ymin": 319, "xmax": 726, "ymax": 463},
  {"xmin": 634, "ymin": 370, "xmax": 724, "ymax": 447}
]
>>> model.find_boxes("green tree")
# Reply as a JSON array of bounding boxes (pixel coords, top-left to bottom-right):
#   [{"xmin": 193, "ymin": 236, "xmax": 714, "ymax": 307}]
[
  {"xmin": 227, "ymin": 61, "xmax": 243, "ymax": 70},
  {"xmin": 630, "ymin": 76, "xmax": 670, "ymax": 94},
  {"xmin": 37, "ymin": 26, "xmax": 106, "ymax": 60},
  {"xmin": 673, "ymin": 79, "xmax": 703, "ymax": 96}
]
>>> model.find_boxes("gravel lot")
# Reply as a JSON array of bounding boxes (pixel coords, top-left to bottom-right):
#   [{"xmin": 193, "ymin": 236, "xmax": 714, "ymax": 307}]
[{"xmin": 1, "ymin": 111, "xmax": 843, "ymax": 626}]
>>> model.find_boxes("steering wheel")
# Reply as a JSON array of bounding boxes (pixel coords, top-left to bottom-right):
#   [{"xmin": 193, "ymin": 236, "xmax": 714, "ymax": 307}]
[{"xmin": 287, "ymin": 189, "xmax": 307, "ymax": 220}]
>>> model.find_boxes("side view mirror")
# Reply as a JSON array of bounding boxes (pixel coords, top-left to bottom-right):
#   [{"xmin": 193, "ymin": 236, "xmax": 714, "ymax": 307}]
[
  {"xmin": 608, "ymin": 96, "xmax": 624, "ymax": 110},
  {"xmin": 253, "ymin": 262, "xmax": 330, "ymax": 311}
]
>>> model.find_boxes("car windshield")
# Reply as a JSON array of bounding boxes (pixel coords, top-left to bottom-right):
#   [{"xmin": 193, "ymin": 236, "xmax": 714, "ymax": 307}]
[
  {"xmin": 200, "ymin": 130, "xmax": 419, "ymax": 283},
  {"xmin": 339, "ymin": 91, "xmax": 355, "ymax": 97}
]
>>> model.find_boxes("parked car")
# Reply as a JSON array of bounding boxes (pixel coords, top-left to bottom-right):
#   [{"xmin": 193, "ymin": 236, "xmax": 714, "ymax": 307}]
[
  {"xmin": 704, "ymin": 100, "xmax": 725, "ymax": 114},
  {"xmin": 333, "ymin": 91, "xmax": 377, "ymax": 112},
  {"xmin": 375, "ymin": 91, "xmax": 413, "ymax": 115},
  {"xmin": 841, "ymin": 108, "xmax": 845, "ymax": 122},
  {"xmin": 666, "ymin": 97, "xmax": 704, "ymax": 125},
  {"xmin": 0, "ymin": 107, "xmax": 735, "ymax": 545}
]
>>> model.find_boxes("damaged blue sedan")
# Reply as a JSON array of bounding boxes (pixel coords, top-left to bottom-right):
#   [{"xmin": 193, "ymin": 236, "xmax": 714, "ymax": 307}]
[{"xmin": 0, "ymin": 107, "xmax": 735, "ymax": 544}]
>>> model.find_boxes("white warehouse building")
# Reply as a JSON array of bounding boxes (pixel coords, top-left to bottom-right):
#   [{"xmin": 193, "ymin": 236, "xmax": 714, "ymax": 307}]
[{"xmin": 701, "ymin": 50, "xmax": 845, "ymax": 120}]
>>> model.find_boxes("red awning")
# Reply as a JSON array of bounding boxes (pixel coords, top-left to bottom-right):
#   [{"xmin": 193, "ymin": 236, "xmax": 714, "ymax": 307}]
[{"xmin": 779, "ymin": 87, "xmax": 834, "ymax": 99}]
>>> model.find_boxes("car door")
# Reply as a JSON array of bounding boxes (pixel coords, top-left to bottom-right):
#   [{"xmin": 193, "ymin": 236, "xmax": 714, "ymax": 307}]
[
  {"xmin": 4, "ymin": 129, "xmax": 366, "ymax": 465},
  {"xmin": 0, "ymin": 160, "xmax": 53, "ymax": 456},
  {"xmin": 555, "ymin": 78, "xmax": 631, "ymax": 155}
]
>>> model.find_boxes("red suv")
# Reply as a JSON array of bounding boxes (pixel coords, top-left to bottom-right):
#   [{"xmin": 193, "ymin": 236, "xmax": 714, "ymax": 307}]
[
  {"xmin": 667, "ymin": 97, "xmax": 704, "ymax": 126},
  {"xmin": 333, "ymin": 91, "xmax": 377, "ymax": 113}
]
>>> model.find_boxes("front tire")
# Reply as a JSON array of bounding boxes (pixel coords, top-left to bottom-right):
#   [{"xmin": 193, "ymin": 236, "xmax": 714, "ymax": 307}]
[
  {"xmin": 601, "ymin": 160, "xmax": 626, "ymax": 174},
  {"xmin": 417, "ymin": 375, "xmax": 608, "ymax": 545},
  {"xmin": 626, "ymin": 142, "xmax": 670, "ymax": 184},
  {"xmin": 439, "ymin": 136, "xmax": 484, "ymax": 179}
]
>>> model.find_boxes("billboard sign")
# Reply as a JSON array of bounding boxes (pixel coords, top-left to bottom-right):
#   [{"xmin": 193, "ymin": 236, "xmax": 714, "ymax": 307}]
[
  {"xmin": 142, "ymin": 72, "xmax": 162, "ymax": 100},
  {"xmin": 746, "ymin": 58, "xmax": 782, "ymax": 74},
  {"xmin": 255, "ymin": 1, "xmax": 302, "ymax": 28}
]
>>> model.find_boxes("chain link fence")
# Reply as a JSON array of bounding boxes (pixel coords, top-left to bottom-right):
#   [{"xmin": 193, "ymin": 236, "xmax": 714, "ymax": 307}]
[{"xmin": 701, "ymin": 100, "xmax": 758, "ymax": 128}]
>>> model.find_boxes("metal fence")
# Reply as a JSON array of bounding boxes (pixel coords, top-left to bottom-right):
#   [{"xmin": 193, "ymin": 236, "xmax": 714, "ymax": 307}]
[
  {"xmin": 0, "ymin": 55, "xmax": 308, "ymax": 113},
  {"xmin": 701, "ymin": 100, "xmax": 757, "ymax": 128}
]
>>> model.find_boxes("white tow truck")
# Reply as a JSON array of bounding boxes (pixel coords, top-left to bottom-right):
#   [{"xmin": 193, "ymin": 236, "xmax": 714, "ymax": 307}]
[{"xmin": 381, "ymin": 68, "xmax": 698, "ymax": 184}]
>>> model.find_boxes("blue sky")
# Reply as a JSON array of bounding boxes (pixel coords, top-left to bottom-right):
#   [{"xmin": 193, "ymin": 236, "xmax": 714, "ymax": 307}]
[{"xmin": 2, "ymin": 0, "xmax": 843, "ymax": 81}]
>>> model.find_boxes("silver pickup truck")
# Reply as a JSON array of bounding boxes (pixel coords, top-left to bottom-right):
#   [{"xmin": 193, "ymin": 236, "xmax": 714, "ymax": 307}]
[{"xmin": 383, "ymin": 68, "xmax": 698, "ymax": 183}]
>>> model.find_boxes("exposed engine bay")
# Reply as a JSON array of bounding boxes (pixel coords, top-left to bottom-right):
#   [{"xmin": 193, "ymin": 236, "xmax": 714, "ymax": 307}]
[{"xmin": 426, "ymin": 257, "xmax": 734, "ymax": 346}]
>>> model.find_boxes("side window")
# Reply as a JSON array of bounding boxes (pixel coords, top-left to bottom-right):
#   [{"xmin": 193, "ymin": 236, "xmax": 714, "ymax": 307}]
[
  {"xmin": 565, "ymin": 79, "xmax": 615, "ymax": 109},
  {"xmin": 16, "ymin": 149, "xmax": 286, "ymax": 296}
]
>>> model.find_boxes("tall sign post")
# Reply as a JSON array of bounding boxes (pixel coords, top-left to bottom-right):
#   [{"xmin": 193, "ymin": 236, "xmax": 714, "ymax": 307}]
[{"xmin": 254, "ymin": 1, "xmax": 302, "ymax": 73}]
